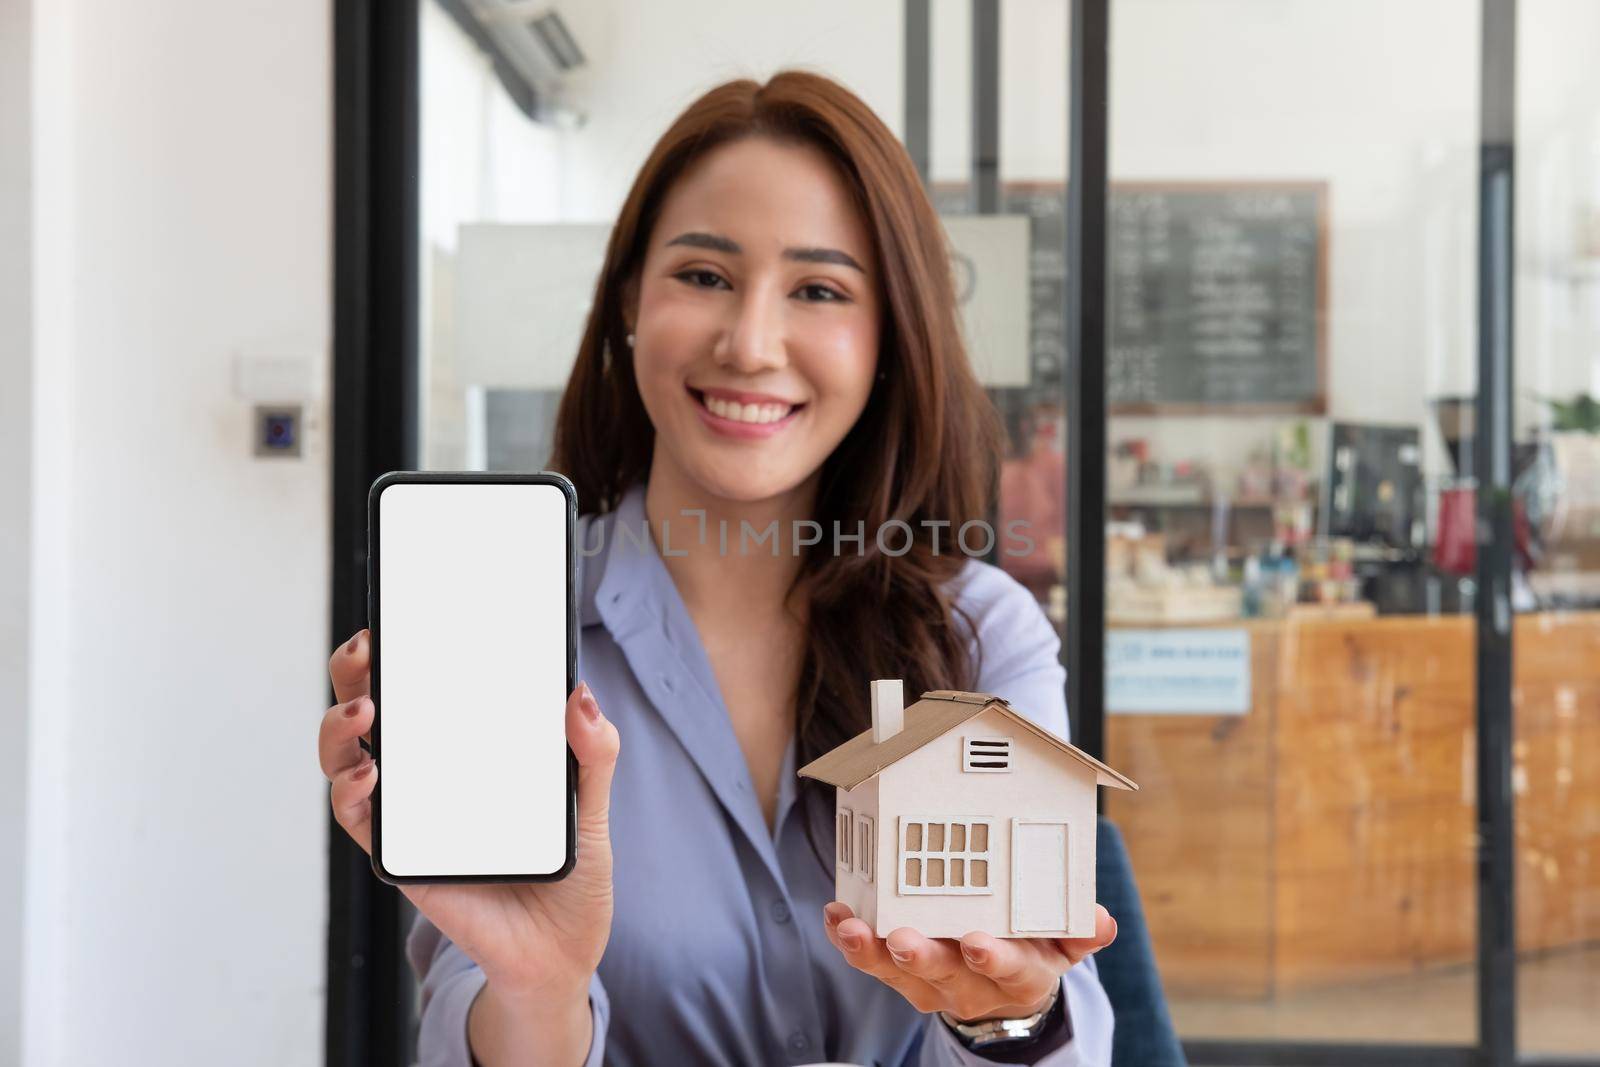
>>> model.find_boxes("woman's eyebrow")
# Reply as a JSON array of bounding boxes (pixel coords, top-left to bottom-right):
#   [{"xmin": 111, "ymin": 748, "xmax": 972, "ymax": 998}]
[
  {"xmin": 788, "ymin": 245, "xmax": 867, "ymax": 274},
  {"xmin": 665, "ymin": 231, "xmax": 866, "ymax": 274}
]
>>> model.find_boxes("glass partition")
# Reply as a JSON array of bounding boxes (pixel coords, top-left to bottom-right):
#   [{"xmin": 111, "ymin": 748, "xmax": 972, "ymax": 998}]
[
  {"xmin": 1100, "ymin": 0, "xmax": 1485, "ymax": 1047},
  {"xmin": 1514, "ymin": 0, "xmax": 1600, "ymax": 1056}
]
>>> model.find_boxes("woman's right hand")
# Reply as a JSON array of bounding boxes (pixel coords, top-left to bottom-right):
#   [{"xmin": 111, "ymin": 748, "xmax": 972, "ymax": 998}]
[{"xmin": 319, "ymin": 628, "xmax": 621, "ymax": 1020}]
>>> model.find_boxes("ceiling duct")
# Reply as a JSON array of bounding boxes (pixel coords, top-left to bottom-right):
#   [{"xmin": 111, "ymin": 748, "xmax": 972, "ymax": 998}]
[{"xmin": 435, "ymin": 1, "xmax": 589, "ymax": 126}]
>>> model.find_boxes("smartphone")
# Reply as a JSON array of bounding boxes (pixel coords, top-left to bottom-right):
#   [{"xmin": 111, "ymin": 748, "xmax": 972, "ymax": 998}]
[{"xmin": 366, "ymin": 471, "xmax": 577, "ymax": 884}]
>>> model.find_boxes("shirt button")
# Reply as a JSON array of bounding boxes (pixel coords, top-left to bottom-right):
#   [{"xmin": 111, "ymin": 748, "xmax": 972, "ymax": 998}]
[
  {"xmin": 770, "ymin": 899, "xmax": 792, "ymax": 924},
  {"xmin": 659, "ymin": 674, "xmax": 675, "ymax": 693},
  {"xmin": 787, "ymin": 1031, "xmax": 810, "ymax": 1054}
]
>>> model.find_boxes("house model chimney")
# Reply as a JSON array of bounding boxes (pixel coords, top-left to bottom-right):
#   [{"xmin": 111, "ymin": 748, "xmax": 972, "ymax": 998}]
[{"xmin": 871, "ymin": 679, "xmax": 904, "ymax": 743}]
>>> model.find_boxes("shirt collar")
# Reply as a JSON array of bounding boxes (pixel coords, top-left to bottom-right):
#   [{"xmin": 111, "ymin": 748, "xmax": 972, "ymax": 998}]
[
  {"xmin": 584, "ymin": 481, "xmax": 668, "ymax": 639},
  {"xmin": 585, "ymin": 481, "xmax": 790, "ymax": 883}
]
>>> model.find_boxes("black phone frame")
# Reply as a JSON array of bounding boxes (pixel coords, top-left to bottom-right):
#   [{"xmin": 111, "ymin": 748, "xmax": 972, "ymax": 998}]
[{"xmin": 365, "ymin": 469, "xmax": 579, "ymax": 885}]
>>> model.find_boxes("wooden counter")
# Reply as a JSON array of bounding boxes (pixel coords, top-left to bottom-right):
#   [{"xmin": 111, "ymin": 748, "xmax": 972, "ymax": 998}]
[{"xmin": 1103, "ymin": 612, "xmax": 1600, "ymax": 998}]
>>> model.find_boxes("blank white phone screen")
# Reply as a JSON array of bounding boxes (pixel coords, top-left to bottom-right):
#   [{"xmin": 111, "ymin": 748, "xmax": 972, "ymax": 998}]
[{"xmin": 377, "ymin": 481, "xmax": 569, "ymax": 877}]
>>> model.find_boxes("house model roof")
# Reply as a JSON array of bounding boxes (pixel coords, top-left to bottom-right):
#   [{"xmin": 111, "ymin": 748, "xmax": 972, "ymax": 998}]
[{"xmin": 796, "ymin": 689, "xmax": 1138, "ymax": 793}]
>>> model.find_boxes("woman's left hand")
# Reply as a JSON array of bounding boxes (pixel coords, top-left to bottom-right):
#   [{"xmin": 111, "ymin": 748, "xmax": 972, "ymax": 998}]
[{"xmin": 822, "ymin": 901, "xmax": 1117, "ymax": 1022}]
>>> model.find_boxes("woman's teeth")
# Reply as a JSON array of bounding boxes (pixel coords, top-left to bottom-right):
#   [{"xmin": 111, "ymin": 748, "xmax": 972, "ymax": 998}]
[{"xmin": 700, "ymin": 394, "xmax": 794, "ymax": 424}]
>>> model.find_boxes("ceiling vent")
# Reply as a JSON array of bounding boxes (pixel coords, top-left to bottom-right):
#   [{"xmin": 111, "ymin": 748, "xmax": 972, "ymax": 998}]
[{"xmin": 438, "ymin": 2, "xmax": 589, "ymax": 126}]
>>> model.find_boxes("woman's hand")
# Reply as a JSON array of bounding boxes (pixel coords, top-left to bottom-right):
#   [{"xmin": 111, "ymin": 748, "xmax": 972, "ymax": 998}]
[
  {"xmin": 822, "ymin": 902, "xmax": 1117, "ymax": 1024},
  {"xmin": 320, "ymin": 629, "xmax": 621, "ymax": 1020}
]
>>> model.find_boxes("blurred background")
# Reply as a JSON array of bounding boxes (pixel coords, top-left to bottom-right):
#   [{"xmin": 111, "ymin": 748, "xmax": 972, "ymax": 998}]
[{"xmin": 4, "ymin": 0, "xmax": 1597, "ymax": 1065}]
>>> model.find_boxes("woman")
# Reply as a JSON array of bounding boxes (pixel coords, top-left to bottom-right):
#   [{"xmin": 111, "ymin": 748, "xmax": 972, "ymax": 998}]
[{"xmin": 319, "ymin": 71, "xmax": 1117, "ymax": 1066}]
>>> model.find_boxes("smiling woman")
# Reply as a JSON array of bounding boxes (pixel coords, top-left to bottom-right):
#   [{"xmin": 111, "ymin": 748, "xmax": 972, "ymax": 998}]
[
  {"xmin": 551, "ymin": 75, "xmax": 1010, "ymax": 780},
  {"xmin": 324, "ymin": 68, "xmax": 1118, "ymax": 1067}
]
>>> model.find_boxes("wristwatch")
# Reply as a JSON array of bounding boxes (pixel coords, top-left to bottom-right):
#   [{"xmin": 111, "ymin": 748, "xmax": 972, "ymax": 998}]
[{"xmin": 939, "ymin": 981, "xmax": 1067, "ymax": 1056}]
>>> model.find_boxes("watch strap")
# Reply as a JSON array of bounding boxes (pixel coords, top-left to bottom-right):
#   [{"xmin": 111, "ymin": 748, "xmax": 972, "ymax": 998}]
[{"xmin": 939, "ymin": 980, "xmax": 1070, "ymax": 1061}]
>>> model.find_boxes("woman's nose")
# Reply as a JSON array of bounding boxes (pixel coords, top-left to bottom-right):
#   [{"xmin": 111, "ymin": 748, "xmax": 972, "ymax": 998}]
[{"xmin": 714, "ymin": 286, "xmax": 787, "ymax": 373}]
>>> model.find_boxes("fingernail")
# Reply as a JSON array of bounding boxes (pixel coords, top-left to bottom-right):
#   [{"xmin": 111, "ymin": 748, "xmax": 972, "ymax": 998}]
[
  {"xmin": 839, "ymin": 931, "xmax": 862, "ymax": 951},
  {"xmin": 351, "ymin": 759, "xmax": 375, "ymax": 780},
  {"xmin": 347, "ymin": 633, "xmax": 359, "ymax": 653},
  {"xmin": 578, "ymin": 682, "xmax": 600, "ymax": 724},
  {"xmin": 343, "ymin": 697, "xmax": 365, "ymax": 718},
  {"xmin": 962, "ymin": 944, "xmax": 989, "ymax": 965},
  {"xmin": 887, "ymin": 945, "xmax": 911, "ymax": 964}
]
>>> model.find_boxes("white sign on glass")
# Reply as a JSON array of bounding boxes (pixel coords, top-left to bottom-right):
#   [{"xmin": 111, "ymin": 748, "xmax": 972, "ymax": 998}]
[
  {"xmin": 939, "ymin": 214, "xmax": 1031, "ymax": 388},
  {"xmin": 1105, "ymin": 628, "xmax": 1252, "ymax": 715}
]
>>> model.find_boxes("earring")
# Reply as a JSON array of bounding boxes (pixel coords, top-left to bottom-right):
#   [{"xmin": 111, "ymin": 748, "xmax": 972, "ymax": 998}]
[{"xmin": 626, "ymin": 332, "xmax": 635, "ymax": 348}]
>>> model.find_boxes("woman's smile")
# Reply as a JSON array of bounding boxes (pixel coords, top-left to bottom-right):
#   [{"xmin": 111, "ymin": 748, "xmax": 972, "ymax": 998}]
[{"xmin": 687, "ymin": 384, "xmax": 807, "ymax": 440}]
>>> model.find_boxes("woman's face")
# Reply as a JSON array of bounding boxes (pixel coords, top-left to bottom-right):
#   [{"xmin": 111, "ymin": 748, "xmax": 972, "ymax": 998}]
[{"xmin": 627, "ymin": 136, "xmax": 882, "ymax": 505}]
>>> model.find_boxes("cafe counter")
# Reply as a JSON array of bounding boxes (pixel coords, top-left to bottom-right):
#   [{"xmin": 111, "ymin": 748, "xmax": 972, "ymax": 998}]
[{"xmin": 1102, "ymin": 610, "xmax": 1600, "ymax": 997}]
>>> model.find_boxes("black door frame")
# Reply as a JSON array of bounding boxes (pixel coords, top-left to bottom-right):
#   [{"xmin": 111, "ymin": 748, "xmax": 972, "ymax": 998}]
[
  {"xmin": 328, "ymin": 2, "xmax": 1587, "ymax": 1065},
  {"xmin": 328, "ymin": 2, "xmax": 418, "ymax": 1064}
]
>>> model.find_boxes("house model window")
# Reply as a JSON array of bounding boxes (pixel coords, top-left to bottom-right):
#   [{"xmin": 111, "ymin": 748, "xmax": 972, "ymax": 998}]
[
  {"xmin": 963, "ymin": 736, "xmax": 1013, "ymax": 772},
  {"xmin": 899, "ymin": 817, "xmax": 995, "ymax": 895},
  {"xmin": 837, "ymin": 808, "xmax": 853, "ymax": 871},
  {"xmin": 855, "ymin": 814, "xmax": 875, "ymax": 883}
]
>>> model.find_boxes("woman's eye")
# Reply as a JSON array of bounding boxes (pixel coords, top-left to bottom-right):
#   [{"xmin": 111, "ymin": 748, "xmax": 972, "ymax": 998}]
[
  {"xmin": 797, "ymin": 284, "xmax": 847, "ymax": 303},
  {"xmin": 675, "ymin": 269, "xmax": 729, "ymax": 289}
]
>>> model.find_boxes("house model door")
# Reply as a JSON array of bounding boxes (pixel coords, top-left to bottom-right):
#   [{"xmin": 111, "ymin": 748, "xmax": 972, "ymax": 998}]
[{"xmin": 1011, "ymin": 819, "xmax": 1069, "ymax": 933}]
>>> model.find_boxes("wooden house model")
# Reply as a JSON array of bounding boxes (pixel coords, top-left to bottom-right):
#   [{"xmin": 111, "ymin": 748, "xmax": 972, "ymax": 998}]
[{"xmin": 797, "ymin": 681, "xmax": 1137, "ymax": 939}]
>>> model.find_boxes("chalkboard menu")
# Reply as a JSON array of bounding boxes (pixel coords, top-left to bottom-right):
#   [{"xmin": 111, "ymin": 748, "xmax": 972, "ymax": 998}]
[
  {"xmin": 931, "ymin": 181, "xmax": 1325, "ymax": 410},
  {"xmin": 1108, "ymin": 183, "xmax": 1326, "ymax": 411}
]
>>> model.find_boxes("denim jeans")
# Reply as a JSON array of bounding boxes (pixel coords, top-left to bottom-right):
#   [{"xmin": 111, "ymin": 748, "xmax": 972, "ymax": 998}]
[{"xmin": 1095, "ymin": 818, "xmax": 1188, "ymax": 1067}]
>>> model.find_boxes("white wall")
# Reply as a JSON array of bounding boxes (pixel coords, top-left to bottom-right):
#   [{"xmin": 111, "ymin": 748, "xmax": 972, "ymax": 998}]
[{"xmin": 20, "ymin": 1, "xmax": 331, "ymax": 1064}]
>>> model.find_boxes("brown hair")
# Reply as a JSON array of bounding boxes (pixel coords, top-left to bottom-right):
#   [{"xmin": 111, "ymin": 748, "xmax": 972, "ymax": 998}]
[{"xmin": 550, "ymin": 70, "xmax": 1004, "ymax": 837}]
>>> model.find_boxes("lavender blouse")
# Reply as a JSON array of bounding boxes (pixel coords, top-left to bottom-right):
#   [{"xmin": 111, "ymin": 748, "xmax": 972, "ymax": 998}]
[{"xmin": 405, "ymin": 481, "xmax": 1114, "ymax": 1066}]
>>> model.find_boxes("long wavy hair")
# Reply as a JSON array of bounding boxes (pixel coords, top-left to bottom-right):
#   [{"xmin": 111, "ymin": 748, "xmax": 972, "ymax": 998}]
[{"xmin": 549, "ymin": 70, "xmax": 1005, "ymax": 849}]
